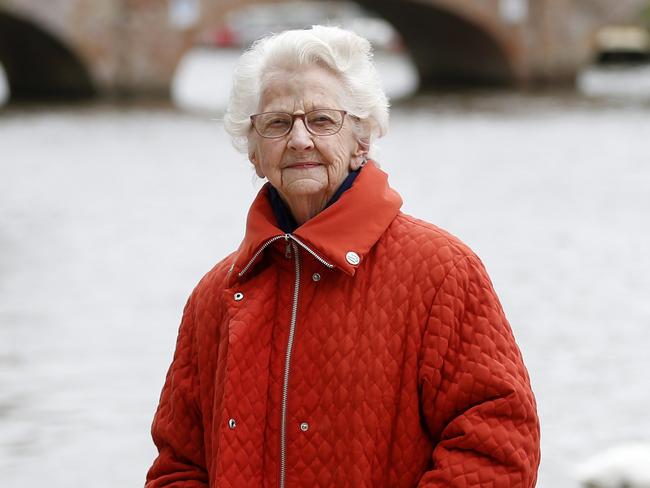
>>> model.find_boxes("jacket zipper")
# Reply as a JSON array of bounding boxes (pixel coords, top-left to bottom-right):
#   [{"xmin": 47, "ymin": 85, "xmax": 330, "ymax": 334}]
[
  {"xmin": 237, "ymin": 234, "xmax": 334, "ymax": 488},
  {"xmin": 238, "ymin": 235, "xmax": 287, "ymax": 277},
  {"xmin": 289, "ymin": 234, "xmax": 335, "ymax": 269},
  {"xmin": 279, "ymin": 240, "xmax": 299, "ymax": 488}
]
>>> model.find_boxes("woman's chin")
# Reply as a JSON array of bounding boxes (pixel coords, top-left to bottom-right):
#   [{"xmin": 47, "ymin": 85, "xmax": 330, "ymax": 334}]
[{"xmin": 282, "ymin": 178, "xmax": 328, "ymax": 198}]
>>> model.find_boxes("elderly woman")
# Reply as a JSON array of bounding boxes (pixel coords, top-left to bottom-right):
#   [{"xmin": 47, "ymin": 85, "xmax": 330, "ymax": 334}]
[{"xmin": 146, "ymin": 25, "xmax": 540, "ymax": 487}]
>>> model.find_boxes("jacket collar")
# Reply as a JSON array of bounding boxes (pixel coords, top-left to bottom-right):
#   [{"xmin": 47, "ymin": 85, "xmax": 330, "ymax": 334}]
[{"xmin": 231, "ymin": 161, "xmax": 402, "ymax": 279}]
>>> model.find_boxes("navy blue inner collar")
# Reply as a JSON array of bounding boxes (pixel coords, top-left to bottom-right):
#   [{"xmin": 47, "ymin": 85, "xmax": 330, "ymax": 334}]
[{"xmin": 268, "ymin": 167, "xmax": 362, "ymax": 233}]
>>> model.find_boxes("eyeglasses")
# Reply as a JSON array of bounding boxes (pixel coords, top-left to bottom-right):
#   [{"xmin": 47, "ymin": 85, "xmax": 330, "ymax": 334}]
[{"xmin": 249, "ymin": 109, "xmax": 356, "ymax": 138}]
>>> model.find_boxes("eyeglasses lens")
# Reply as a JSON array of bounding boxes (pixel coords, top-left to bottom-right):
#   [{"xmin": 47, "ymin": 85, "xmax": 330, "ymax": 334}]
[{"xmin": 305, "ymin": 110, "xmax": 343, "ymax": 135}]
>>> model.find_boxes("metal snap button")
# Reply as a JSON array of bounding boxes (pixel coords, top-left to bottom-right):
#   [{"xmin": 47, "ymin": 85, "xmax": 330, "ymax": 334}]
[
  {"xmin": 345, "ymin": 251, "xmax": 360, "ymax": 265},
  {"xmin": 312, "ymin": 273, "xmax": 321, "ymax": 282},
  {"xmin": 233, "ymin": 292, "xmax": 244, "ymax": 301},
  {"xmin": 300, "ymin": 422, "xmax": 309, "ymax": 432},
  {"xmin": 228, "ymin": 418, "xmax": 236, "ymax": 429}
]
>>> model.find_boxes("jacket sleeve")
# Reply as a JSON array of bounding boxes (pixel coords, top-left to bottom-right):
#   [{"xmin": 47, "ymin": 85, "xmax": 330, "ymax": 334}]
[
  {"xmin": 146, "ymin": 294, "xmax": 209, "ymax": 487},
  {"xmin": 417, "ymin": 255, "xmax": 540, "ymax": 487}
]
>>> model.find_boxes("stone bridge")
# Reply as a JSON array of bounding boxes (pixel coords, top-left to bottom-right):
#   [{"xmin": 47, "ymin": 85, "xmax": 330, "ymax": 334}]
[{"xmin": 0, "ymin": 0, "xmax": 647, "ymax": 100}]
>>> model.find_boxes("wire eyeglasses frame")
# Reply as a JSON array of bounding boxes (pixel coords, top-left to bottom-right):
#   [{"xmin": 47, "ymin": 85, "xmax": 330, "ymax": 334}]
[{"xmin": 249, "ymin": 109, "xmax": 358, "ymax": 138}]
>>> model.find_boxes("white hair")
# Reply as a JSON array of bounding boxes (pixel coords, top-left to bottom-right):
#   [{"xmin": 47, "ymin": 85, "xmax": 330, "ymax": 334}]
[{"xmin": 223, "ymin": 25, "xmax": 389, "ymax": 156}]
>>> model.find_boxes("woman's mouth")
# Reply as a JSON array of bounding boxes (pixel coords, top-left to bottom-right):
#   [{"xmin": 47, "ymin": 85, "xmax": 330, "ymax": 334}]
[{"xmin": 286, "ymin": 162, "xmax": 321, "ymax": 169}]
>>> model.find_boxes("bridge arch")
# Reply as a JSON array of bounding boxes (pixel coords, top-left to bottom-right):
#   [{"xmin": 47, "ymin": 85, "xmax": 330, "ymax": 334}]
[
  {"xmin": 356, "ymin": 0, "xmax": 523, "ymax": 87},
  {"xmin": 0, "ymin": 10, "xmax": 94, "ymax": 101}
]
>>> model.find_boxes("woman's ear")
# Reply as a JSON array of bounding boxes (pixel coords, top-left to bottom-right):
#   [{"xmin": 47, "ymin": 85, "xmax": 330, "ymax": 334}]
[
  {"xmin": 350, "ymin": 137, "xmax": 370, "ymax": 171},
  {"xmin": 248, "ymin": 151, "xmax": 265, "ymax": 178},
  {"xmin": 248, "ymin": 138, "xmax": 265, "ymax": 178}
]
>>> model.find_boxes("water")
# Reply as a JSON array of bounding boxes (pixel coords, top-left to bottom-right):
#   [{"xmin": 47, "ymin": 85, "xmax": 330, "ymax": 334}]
[{"xmin": 1, "ymin": 58, "xmax": 650, "ymax": 487}]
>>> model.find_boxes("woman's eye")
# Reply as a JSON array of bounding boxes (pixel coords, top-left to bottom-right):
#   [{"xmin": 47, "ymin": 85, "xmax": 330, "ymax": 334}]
[
  {"xmin": 268, "ymin": 118, "xmax": 290, "ymax": 127},
  {"xmin": 310, "ymin": 115, "xmax": 334, "ymax": 125}
]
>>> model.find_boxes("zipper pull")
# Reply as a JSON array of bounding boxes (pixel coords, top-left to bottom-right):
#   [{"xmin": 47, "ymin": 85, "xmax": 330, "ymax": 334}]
[{"xmin": 284, "ymin": 233, "xmax": 292, "ymax": 259}]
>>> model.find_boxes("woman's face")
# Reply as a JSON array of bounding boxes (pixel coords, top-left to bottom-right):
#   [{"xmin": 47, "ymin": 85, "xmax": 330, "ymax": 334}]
[{"xmin": 248, "ymin": 66, "xmax": 367, "ymax": 206}]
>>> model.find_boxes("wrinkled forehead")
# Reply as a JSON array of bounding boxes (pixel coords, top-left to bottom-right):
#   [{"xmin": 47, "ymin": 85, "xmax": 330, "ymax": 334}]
[{"xmin": 258, "ymin": 66, "xmax": 350, "ymax": 113}]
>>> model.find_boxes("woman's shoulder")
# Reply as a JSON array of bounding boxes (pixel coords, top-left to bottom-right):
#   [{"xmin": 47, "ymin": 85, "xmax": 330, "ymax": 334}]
[{"xmin": 385, "ymin": 212, "xmax": 481, "ymax": 269}]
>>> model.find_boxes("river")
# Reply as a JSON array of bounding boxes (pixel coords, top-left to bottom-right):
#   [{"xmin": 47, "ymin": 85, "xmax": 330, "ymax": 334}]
[{"xmin": 1, "ymin": 52, "xmax": 650, "ymax": 487}]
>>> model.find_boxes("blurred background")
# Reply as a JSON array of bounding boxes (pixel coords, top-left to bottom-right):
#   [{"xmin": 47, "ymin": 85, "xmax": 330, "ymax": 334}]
[{"xmin": 1, "ymin": 0, "xmax": 649, "ymax": 486}]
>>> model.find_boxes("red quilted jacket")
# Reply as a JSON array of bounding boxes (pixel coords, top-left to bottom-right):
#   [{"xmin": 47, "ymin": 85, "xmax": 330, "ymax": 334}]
[{"xmin": 146, "ymin": 162, "xmax": 540, "ymax": 487}]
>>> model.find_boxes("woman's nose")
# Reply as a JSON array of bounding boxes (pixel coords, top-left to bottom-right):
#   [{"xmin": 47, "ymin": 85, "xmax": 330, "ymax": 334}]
[{"xmin": 287, "ymin": 118, "xmax": 315, "ymax": 151}]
